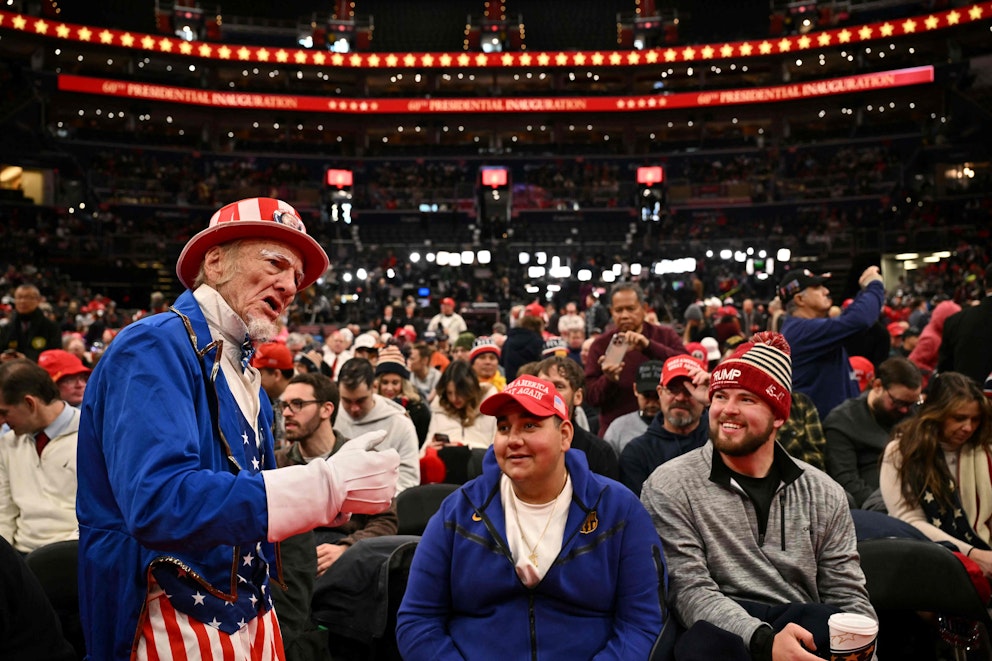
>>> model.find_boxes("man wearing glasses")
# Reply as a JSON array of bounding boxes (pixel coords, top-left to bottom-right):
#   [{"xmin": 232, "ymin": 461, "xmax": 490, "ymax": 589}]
[
  {"xmin": 272, "ymin": 372, "xmax": 398, "ymax": 660},
  {"xmin": 824, "ymin": 356, "xmax": 923, "ymax": 509},
  {"xmin": 77, "ymin": 198, "xmax": 400, "ymax": 660},
  {"xmin": 620, "ymin": 355, "xmax": 710, "ymax": 496},
  {"xmin": 0, "ymin": 284, "xmax": 62, "ymax": 362}
]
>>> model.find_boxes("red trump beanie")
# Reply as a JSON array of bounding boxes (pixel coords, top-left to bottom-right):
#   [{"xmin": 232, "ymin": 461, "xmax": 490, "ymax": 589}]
[{"xmin": 708, "ymin": 331, "xmax": 793, "ymax": 421}]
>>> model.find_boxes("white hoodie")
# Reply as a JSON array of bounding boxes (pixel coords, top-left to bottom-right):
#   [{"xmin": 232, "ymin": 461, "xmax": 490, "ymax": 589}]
[{"xmin": 335, "ymin": 394, "xmax": 420, "ymax": 492}]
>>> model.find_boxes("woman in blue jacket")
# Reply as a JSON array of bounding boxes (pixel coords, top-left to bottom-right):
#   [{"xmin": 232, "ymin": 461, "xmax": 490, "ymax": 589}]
[{"xmin": 397, "ymin": 375, "xmax": 665, "ymax": 660}]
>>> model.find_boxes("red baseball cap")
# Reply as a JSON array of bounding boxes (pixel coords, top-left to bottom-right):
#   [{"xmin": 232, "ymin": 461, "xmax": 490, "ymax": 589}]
[
  {"xmin": 887, "ymin": 321, "xmax": 908, "ymax": 339},
  {"xmin": 480, "ymin": 375, "xmax": 568, "ymax": 420},
  {"xmin": 524, "ymin": 302, "xmax": 546, "ymax": 318},
  {"xmin": 38, "ymin": 349, "xmax": 91, "ymax": 382},
  {"xmin": 684, "ymin": 342, "xmax": 706, "ymax": 362},
  {"xmin": 441, "ymin": 297, "xmax": 456, "ymax": 307},
  {"xmin": 661, "ymin": 355, "xmax": 707, "ymax": 387},
  {"xmin": 176, "ymin": 197, "xmax": 329, "ymax": 291},
  {"xmin": 717, "ymin": 305, "xmax": 739, "ymax": 318},
  {"xmin": 394, "ymin": 327, "xmax": 417, "ymax": 342},
  {"xmin": 250, "ymin": 342, "xmax": 294, "ymax": 370},
  {"xmin": 849, "ymin": 355, "xmax": 875, "ymax": 392}
]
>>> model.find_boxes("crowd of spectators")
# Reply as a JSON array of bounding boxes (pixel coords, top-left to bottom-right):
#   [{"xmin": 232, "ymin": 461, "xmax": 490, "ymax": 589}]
[
  {"xmin": 1, "ymin": 224, "xmax": 989, "ymax": 372},
  {"xmin": 3, "ymin": 195, "xmax": 992, "ymax": 658},
  {"xmin": 0, "ymin": 169, "xmax": 989, "ymax": 337},
  {"xmin": 65, "ymin": 136, "xmax": 917, "ymax": 213},
  {"xmin": 9, "ymin": 131, "xmax": 986, "ymax": 331}
]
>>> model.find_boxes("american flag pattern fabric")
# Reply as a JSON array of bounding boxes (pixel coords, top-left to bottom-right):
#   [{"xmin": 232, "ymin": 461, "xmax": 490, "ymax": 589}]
[
  {"xmin": 136, "ymin": 589, "xmax": 284, "ymax": 661},
  {"xmin": 144, "ymin": 412, "xmax": 277, "ymax": 649},
  {"xmin": 210, "ymin": 198, "xmax": 306, "ymax": 234}
]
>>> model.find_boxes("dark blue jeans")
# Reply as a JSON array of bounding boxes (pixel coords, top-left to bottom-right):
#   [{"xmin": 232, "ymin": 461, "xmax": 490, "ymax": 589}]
[{"xmin": 674, "ymin": 601, "xmax": 842, "ymax": 660}]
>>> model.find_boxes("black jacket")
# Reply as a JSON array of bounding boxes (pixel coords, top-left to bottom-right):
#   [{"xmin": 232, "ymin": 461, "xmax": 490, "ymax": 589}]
[
  {"xmin": 938, "ymin": 295, "xmax": 992, "ymax": 385},
  {"xmin": 570, "ymin": 425, "xmax": 619, "ymax": 481},
  {"xmin": 619, "ymin": 413, "xmax": 710, "ymax": 496},
  {"xmin": 500, "ymin": 327, "xmax": 543, "ymax": 381},
  {"xmin": 0, "ymin": 308, "xmax": 61, "ymax": 361}
]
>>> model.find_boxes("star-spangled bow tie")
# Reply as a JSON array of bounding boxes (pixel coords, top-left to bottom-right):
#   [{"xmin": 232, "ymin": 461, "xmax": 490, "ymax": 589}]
[{"xmin": 240, "ymin": 334, "xmax": 255, "ymax": 372}]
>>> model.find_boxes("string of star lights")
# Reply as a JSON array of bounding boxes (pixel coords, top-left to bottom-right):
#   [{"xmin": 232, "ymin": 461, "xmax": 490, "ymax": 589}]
[{"xmin": 0, "ymin": 3, "xmax": 988, "ymax": 70}]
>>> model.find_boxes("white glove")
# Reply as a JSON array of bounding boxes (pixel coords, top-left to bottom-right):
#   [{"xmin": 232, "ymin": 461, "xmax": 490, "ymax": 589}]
[
  {"xmin": 262, "ymin": 429, "xmax": 400, "ymax": 542},
  {"xmin": 326, "ymin": 430, "xmax": 400, "ymax": 519}
]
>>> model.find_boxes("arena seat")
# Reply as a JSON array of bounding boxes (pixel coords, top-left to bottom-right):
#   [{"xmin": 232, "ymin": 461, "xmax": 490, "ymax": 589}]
[
  {"xmin": 396, "ymin": 483, "xmax": 460, "ymax": 536},
  {"xmin": 25, "ymin": 539, "xmax": 85, "ymax": 659},
  {"xmin": 858, "ymin": 537, "xmax": 992, "ymax": 658}
]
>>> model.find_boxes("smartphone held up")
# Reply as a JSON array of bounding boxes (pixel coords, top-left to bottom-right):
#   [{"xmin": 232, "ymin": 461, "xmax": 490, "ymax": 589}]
[{"xmin": 602, "ymin": 334, "xmax": 630, "ymax": 368}]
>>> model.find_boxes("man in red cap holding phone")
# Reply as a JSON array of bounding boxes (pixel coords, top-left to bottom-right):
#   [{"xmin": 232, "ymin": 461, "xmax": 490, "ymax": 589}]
[
  {"xmin": 397, "ymin": 374, "xmax": 664, "ymax": 660},
  {"xmin": 77, "ymin": 198, "xmax": 401, "ymax": 660}
]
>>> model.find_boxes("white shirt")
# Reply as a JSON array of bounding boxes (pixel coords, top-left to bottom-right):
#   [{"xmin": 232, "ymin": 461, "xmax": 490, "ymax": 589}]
[
  {"xmin": 0, "ymin": 403, "xmax": 80, "ymax": 553},
  {"xmin": 501, "ymin": 472, "xmax": 573, "ymax": 587},
  {"xmin": 428, "ymin": 312, "xmax": 467, "ymax": 338},
  {"xmin": 193, "ymin": 285, "xmax": 263, "ymax": 453}
]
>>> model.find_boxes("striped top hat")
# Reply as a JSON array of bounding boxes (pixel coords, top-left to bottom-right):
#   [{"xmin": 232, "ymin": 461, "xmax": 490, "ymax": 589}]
[{"xmin": 177, "ymin": 197, "xmax": 329, "ymax": 290}]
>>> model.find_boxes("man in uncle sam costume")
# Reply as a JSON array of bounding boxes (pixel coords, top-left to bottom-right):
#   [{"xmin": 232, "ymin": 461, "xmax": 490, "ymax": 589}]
[{"xmin": 77, "ymin": 197, "xmax": 400, "ymax": 660}]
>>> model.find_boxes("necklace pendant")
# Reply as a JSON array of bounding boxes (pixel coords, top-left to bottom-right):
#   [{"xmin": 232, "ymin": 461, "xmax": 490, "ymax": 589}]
[{"xmin": 528, "ymin": 551, "xmax": 538, "ymax": 566}]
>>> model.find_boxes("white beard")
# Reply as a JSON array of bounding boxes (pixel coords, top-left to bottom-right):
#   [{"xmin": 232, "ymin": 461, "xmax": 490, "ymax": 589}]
[{"xmin": 246, "ymin": 316, "xmax": 279, "ymax": 342}]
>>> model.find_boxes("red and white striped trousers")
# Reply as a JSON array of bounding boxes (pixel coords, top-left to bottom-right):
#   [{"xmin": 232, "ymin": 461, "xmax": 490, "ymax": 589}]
[{"xmin": 134, "ymin": 591, "xmax": 286, "ymax": 661}]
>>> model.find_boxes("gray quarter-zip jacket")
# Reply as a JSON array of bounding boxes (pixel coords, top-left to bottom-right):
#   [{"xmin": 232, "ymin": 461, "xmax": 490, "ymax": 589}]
[{"xmin": 640, "ymin": 442, "xmax": 875, "ymax": 647}]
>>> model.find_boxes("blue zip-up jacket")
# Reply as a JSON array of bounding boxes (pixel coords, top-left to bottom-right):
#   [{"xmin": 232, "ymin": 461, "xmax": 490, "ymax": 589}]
[
  {"xmin": 77, "ymin": 291, "xmax": 279, "ymax": 661},
  {"xmin": 781, "ymin": 280, "xmax": 884, "ymax": 419},
  {"xmin": 396, "ymin": 447, "xmax": 665, "ymax": 660}
]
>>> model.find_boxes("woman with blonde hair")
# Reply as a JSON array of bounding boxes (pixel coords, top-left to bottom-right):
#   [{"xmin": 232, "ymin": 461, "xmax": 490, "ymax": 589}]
[{"xmin": 880, "ymin": 372, "xmax": 992, "ymax": 577}]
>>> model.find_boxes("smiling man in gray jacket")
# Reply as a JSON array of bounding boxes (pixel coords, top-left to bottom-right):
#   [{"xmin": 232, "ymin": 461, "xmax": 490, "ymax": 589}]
[{"xmin": 641, "ymin": 332, "xmax": 875, "ymax": 661}]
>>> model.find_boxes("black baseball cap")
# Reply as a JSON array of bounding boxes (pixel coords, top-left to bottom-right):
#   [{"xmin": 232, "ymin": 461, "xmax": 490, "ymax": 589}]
[
  {"xmin": 777, "ymin": 269, "xmax": 831, "ymax": 301},
  {"xmin": 635, "ymin": 360, "xmax": 665, "ymax": 393}
]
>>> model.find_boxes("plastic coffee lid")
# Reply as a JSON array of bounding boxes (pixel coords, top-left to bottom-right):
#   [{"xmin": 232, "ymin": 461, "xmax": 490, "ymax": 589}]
[{"xmin": 828, "ymin": 613, "xmax": 878, "ymax": 635}]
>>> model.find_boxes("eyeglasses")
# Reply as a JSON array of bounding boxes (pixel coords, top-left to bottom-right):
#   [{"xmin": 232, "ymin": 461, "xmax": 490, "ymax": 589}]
[
  {"xmin": 885, "ymin": 388, "xmax": 921, "ymax": 410},
  {"xmin": 660, "ymin": 384, "xmax": 692, "ymax": 399},
  {"xmin": 277, "ymin": 399, "xmax": 322, "ymax": 413}
]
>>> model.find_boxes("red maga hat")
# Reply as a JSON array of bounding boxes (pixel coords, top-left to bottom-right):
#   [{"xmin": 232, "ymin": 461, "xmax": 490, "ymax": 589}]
[{"xmin": 480, "ymin": 375, "xmax": 568, "ymax": 421}]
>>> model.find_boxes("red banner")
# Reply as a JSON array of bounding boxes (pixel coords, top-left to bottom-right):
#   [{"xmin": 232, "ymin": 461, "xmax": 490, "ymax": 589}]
[
  {"xmin": 1, "ymin": 5, "xmax": 988, "ymax": 69},
  {"xmin": 57, "ymin": 66, "xmax": 935, "ymax": 114}
]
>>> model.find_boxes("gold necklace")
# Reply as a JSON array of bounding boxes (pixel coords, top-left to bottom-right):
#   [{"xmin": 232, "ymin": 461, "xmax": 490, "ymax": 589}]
[{"xmin": 509, "ymin": 473, "xmax": 568, "ymax": 568}]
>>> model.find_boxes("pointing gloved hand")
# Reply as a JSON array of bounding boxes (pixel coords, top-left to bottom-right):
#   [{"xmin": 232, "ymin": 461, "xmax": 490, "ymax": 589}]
[
  {"xmin": 263, "ymin": 429, "xmax": 400, "ymax": 542},
  {"xmin": 325, "ymin": 430, "xmax": 400, "ymax": 517}
]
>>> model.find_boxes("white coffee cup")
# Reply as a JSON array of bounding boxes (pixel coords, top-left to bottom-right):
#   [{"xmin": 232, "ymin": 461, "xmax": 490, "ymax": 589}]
[{"xmin": 828, "ymin": 612, "xmax": 878, "ymax": 661}]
